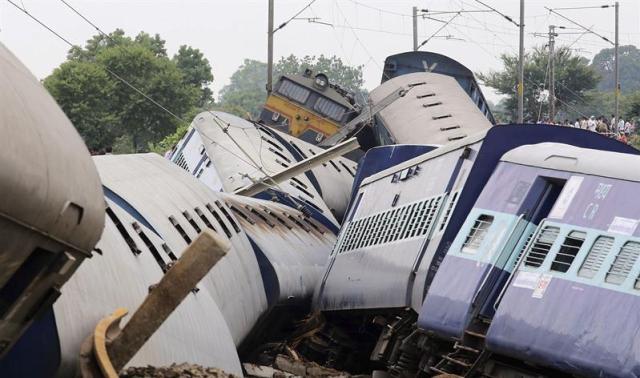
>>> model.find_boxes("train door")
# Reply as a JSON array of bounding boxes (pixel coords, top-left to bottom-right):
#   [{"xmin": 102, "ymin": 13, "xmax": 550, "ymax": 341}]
[{"xmin": 476, "ymin": 176, "xmax": 566, "ymax": 319}]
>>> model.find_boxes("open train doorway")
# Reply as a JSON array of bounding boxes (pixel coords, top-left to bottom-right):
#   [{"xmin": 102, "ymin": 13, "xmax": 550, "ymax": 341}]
[{"xmin": 476, "ymin": 176, "xmax": 567, "ymax": 320}]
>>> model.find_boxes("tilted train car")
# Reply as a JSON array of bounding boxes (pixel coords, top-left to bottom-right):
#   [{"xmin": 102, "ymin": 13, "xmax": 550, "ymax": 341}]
[
  {"xmin": 169, "ymin": 110, "xmax": 356, "ymax": 223},
  {"xmin": 259, "ymin": 69, "xmax": 360, "ymax": 144},
  {"xmin": 381, "ymin": 51, "xmax": 495, "ymax": 124},
  {"xmin": 319, "ymin": 70, "xmax": 494, "ymax": 151},
  {"xmin": 0, "ymin": 153, "xmax": 337, "ymax": 376},
  {"xmin": 481, "ymin": 144, "xmax": 640, "ymax": 377},
  {"xmin": 0, "ymin": 42, "xmax": 104, "ymax": 357},
  {"xmin": 418, "ymin": 142, "xmax": 640, "ymax": 376},
  {"xmin": 310, "ymin": 125, "xmax": 637, "ymax": 373}
]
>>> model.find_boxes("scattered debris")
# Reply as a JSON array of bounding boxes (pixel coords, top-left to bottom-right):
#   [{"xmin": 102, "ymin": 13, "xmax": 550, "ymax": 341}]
[
  {"xmin": 243, "ymin": 354, "xmax": 363, "ymax": 377},
  {"xmin": 120, "ymin": 363, "xmax": 237, "ymax": 378}
]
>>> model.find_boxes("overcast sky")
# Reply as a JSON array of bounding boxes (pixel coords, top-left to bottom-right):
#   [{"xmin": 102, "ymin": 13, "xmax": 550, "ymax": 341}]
[{"xmin": 1, "ymin": 0, "xmax": 638, "ymax": 103}]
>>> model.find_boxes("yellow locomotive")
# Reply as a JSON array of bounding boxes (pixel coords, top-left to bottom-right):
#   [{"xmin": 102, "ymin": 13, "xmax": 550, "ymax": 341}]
[{"xmin": 259, "ymin": 69, "xmax": 360, "ymax": 144}]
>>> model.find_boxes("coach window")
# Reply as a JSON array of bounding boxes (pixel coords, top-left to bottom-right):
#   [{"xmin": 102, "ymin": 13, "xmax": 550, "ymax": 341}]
[
  {"xmin": 461, "ymin": 214, "xmax": 494, "ymax": 254},
  {"xmin": 550, "ymin": 231, "xmax": 586, "ymax": 273},
  {"xmin": 606, "ymin": 241, "xmax": 640, "ymax": 285},
  {"xmin": 578, "ymin": 236, "xmax": 614, "ymax": 278},
  {"xmin": 524, "ymin": 226, "xmax": 560, "ymax": 268}
]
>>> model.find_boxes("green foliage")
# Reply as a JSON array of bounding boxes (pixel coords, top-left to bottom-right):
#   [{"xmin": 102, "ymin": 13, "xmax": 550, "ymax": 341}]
[
  {"xmin": 44, "ymin": 60, "xmax": 117, "ymax": 150},
  {"xmin": 591, "ymin": 45, "xmax": 640, "ymax": 94},
  {"xmin": 148, "ymin": 123, "xmax": 189, "ymax": 155},
  {"xmin": 173, "ymin": 45, "xmax": 214, "ymax": 106},
  {"xmin": 45, "ymin": 29, "xmax": 212, "ymax": 152},
  {"xmin": 624, "ymin": 92, "xmax": 640, "ymax": 120},
  {"xmin": 275, "ymin": 54, "xmax": 364, "ymax": 94},
  {"xmin": 479, "ymin": 46, "xmax": 599, "ymax": 122},
  {"xmin": 487, "ymin": 98, "xmax": 511, "ymax": 124},
  {"xmin": 217, "ymin": 59, "xmax": 268, "ymax": 119},
  {"xmin": 217, "ymin": 55, "xmax": 366, "ymax": 119},
  {"xmin": 148, "ymin": 107, "xmax": 202, "ymax": 154}
]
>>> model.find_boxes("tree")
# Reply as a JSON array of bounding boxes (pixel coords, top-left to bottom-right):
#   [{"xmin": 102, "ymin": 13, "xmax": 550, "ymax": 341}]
[
  {"xmin": 45, "ymin": 29, "xmax": 212, "ymax": 151},
  {"xmin": 44, "ymin": 61, "xmax": 117, "ymax": 150},
  {"xmin": 591, "ymin": 45, "xmax": 640, "ymax": 94},
  {"xmin": 173, "ymin": 45, "xmax": 214, "ymax": 106},
  {"xmin": 275, "ymin": 54, "xmax": 364, "ymax": 95},
  {"xmin": 479, "ymin": 46, "xmax": 599, "ymax": 122},
  {"xmin": 217, "ymin": 55, "xmax": 366, "ymax": 119},
  {"xmin": 217, "ymin": 59, "xmax": 268, "ymax": 119}
]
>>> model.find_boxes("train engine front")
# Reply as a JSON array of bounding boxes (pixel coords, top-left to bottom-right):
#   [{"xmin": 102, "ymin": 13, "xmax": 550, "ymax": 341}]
[{"xmin": 260, "ymin": 69, "xmax": 360, "ymax": 145}]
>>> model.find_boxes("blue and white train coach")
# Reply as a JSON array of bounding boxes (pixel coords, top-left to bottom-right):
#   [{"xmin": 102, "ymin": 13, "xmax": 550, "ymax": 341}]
[
  {"xmin": 419, "ymin": 142, "xmax": 640, "ymax": 376},
  {"xmin": 310, "ymin": 124, "xmax": 638, "ymax": 375}
]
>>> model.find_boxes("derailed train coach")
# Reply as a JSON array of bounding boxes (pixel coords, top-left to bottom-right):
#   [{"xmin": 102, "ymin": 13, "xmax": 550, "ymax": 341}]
[
  {"xmin": 419, "ymin": 142, "xmax": 640, "ymax": 377},
  {"xmin": 0, "ymin": 41, "xmax": 339, "ymax": 375},
  {"xmin": 0, "ymin": 42, "xmax": 104, "ymax": 366},
  {"xmin": 309, "ymin": 125, "xmax": 638, "ymax": 375},
  {"xmin": 168, "ymin": 110, "xmax": 357, "ymax": 224},
  {"xmin": 1, "ymin": 153, "xmax": 337, "ymax": 376}
]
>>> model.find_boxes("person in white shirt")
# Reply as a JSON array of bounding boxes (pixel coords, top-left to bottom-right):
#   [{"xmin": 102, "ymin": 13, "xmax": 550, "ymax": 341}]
[
  {"xmin": 574, "ymin": 118, "xmax": 580, "ymax": 128},
  {"xmin": 618, "ymin": 118, "xmax": 626, "ymax": 133},
  {"xmin": 611, "ymin": 114, "xmax": 616, "ymax": 131},
  {"xmin": 587, "ymin": 116, "xmax": 597, "ymax": 131},
  {"xmin": 580, "ymin": 117, "xmax": 588, "ymax": 129}
]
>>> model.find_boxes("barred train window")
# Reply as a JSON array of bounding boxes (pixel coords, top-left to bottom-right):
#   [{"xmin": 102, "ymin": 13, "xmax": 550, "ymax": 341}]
[
  {"xmin": 461, "ymin": 215, "xmax": 494, "ymax": 254},
  {"xmin": 550, "ymin": 231, "xmax": 586, "ymax": 273},
  {"xmin": 524, "ymin": 226, "xmax": 560, "ymax": 267},
  {"xmin": 336, "ymin": 195, "xmax": 443, "ymax": 254},
  {"xmin": 314, "ymin": 97, "xmax": 347, "ymax": 121},
  {"xmin": 514, "ymin": 232, "xmax": 534, "ymax": 265},
  {"xmin": 578, "ymin": 236, "xmax": 614, "ymax": 278},
  {"xmin": 606, "ymin": 241, "xmax": 640, "ymax": 285},
  {"xmin": 277, "ymin": 79, "xmax": 310, "ymax": 104}
]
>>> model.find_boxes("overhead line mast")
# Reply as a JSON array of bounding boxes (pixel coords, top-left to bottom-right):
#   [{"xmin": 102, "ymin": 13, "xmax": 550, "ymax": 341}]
[
  {"xmin": 518, "ymin": 0, "xmax": 524, "ymax": 123},
  {"xmin": 546, "ymin": 3, "xmax": 619, "ymax": 124}
]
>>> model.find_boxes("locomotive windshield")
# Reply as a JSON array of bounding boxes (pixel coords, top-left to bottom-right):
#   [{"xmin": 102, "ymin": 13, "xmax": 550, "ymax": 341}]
[
  {"xmin": 314, "ymin": 97, "xmax": 346, "ymax": 122},
  {"xmin": 277, "ymin": 78, "xmax": 310, "ymax": 104}
]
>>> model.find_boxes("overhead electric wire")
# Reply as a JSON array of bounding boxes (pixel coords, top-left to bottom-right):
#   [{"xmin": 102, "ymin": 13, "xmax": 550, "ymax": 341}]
[
  {"xmin": 7, "ymin": 0, "xmax": 75, "ymax": 46},
  {"xmin": 417, "ymin": 13, "xmax": 460, "ymax": 49},
  {"xmin": 551, "ymin": 5, "xmax": 615, "ymax": 11},
  {"xmin": 332, "ymin": 0, "xmax": 385, "ymax": 78},
  {"xmin": 474, "ymin": 0, "xmax": 519, "ymax": 27},
  {"xmin": 273, "ymin": 0, "xmax": 317, "ymax": 33},
  {"xmin": 7, "ymin": 0, "xmax": 273, "ymax": 175},
  {"xmin": 21, "ymin": 0, "xmax": 344, "ymax": 209},
  {"xmin": 546, "ymin": 7, "xmax": 614, "ymax": 45},
  {"xmin": 344, "ymin": 0, "xmax": 411, "ymax": 18}
]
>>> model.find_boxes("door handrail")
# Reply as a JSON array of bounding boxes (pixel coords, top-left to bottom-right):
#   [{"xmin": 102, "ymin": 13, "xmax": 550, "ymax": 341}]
[
  {"xmin": 471, "ymin": 214, "xmax": 524, "ymax": 306},
  {"xmin": 493, "ymin": 218, "xmax": 548, "ymax": 311}
]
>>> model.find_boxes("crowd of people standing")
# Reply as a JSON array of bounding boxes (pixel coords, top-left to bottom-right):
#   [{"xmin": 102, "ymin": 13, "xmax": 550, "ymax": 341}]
[{"xmin": 548, "ymin": 115, "xmax": 636, "ymax": 143}]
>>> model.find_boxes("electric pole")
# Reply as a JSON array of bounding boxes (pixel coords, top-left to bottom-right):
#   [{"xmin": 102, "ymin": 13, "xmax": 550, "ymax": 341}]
[
  {"xmin": 413, "ymin": 6, "xmax": 418, "ymax": 51},
  {"xmin": 614, "ymin": 1, "xmax": 619, "ymax": 123},
  {"xmin": 517, "ymin": 0, "xmax": 525, "ymax": 123},
  {"xmin": 267, "ymin": 0, "xmax": 274, "ymax": 94},
  {"xmin": 548, "ymin": 25, "xmax": 556, "ymax": 123}
]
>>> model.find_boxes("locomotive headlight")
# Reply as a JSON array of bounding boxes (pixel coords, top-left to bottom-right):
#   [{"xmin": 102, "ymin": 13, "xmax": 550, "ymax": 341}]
[{"xmin": 314, "ymin": 73, "xmax": 329, "ymax": 90}]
